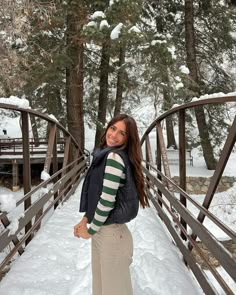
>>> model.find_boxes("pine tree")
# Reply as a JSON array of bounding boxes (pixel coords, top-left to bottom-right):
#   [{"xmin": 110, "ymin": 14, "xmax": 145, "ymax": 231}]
[
  {"xmin": 19, "ymin": 0, "xmax": 67, "ymax": 130},
  {"xmin": 82, "ymin": 0, "xmax": 144, "ymax": 146},
  {"xmin": 140, "ymin": 0, "xmax": 236, "ymax": 168}
]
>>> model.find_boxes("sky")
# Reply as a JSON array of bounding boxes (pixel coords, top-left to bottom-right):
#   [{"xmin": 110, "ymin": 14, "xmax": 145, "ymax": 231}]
[{"xmin": 0, "ymin": 95, "xmax": 236, "ymax": 294}]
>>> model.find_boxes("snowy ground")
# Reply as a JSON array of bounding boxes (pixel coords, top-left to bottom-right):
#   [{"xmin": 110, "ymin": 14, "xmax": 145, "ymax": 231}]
[
  {"xmin": 0, "ymin": 96, "xmax": 235, "ymax": 294},
  {"xmin": 0, "ymin": 135, "xmax": 236, "ymax": 294},
  {"xmin": 0, "ymin": 182, "xmax": 202, "ymax": 295}
]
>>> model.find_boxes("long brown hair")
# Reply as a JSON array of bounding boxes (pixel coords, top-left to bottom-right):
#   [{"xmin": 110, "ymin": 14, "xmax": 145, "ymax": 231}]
[{"xmin": 100, "ymin": 114, "xmax": 149, "ymax": 208}]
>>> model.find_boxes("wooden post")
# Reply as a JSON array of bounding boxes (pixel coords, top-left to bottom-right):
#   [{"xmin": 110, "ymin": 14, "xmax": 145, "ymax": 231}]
[
  {"xmin": 179, "ymin": 110, "xmax": 187, "ymax": 240},
  {"xmin": 61, "ymin": 136, "xmax": 71, "ymax": 176},
  {"xmin": 21, "ymin": 111, "xmax": 32, "ymax": 245},
  {"xmin": 53, "ymin": 132, "xmax": 58, "ymax": 209},
  {"xmin": 156, "ymin": 122, "xmax": 172, "ymax": 190},
  {"xmin": 12, "ymin": 160, "xmax": 19, "ymax": 192},
  {"xmin": 156, "ymin": 124, "xmax": 162, "ymax": 207},
  {"xmin": 34, "ymin": 123, "xmax": 56, "ymax": 230},
  {"xmin": 145, "ymin": 134, "xmax": 154, "ymax": 165}
]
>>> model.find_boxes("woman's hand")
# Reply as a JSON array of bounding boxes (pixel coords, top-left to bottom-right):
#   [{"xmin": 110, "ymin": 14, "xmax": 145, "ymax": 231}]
[
  {"xmin": 77, "ymin": 226, "xmax": 91, "ymax": 240},
  {"xmin": 74, "ymin": 217, "xmax": 88, "ymax": 237},
  {"xmin": 74, "ymin": 217, "xmax": 91, "ymax": 239},
  {"xmin": 77, "ymin": 216, "xmax": 88, "ymax": 228}
]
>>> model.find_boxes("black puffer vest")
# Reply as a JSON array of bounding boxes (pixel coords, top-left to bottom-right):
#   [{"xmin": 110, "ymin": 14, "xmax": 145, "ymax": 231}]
[{"xmin": 79, "ymin": 147, "xmax": 139, "ymax": 225}]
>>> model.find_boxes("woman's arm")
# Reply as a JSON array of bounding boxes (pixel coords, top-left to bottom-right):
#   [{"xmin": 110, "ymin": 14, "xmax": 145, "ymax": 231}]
[
  {"xmin": 77, "ymin": 152, "xmax": 125, "ymax": 239},
  {"xmin": 88, "ymin": 152, "xmax": 125, "ymax": 235}
]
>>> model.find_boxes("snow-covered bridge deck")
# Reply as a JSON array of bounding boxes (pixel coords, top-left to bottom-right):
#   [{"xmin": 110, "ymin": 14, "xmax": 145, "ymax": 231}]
[{"xmin": 0, "ymin": 184, "xmax": 201, "ymax": 295}]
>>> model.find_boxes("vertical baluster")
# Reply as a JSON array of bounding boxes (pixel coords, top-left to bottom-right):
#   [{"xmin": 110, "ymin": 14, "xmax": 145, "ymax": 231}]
[
  {"xmin": 179, "ymin": 109, "xmax": 187, "ymax": 240},
  {"xmin": 21, "ymin": 111, "xmax": 32, "ymax": 245}
]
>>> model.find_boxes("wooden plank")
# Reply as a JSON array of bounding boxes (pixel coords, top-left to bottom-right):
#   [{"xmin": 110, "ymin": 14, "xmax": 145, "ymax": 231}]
[{"xmin": 43, "ymin": 124, "xmax": 57, "ymax": 173}]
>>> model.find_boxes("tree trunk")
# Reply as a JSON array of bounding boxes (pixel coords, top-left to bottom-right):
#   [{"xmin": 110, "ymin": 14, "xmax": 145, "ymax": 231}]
[
  {"xmin": 153, "ymin": 3, "xmax": 177, "ymax": 149},
  {"xmin": 28, "ymin": 100, "xmax": 39, "ymax": 145},
  {"xmin": 114, "ymin": 45, "xmax": 125, "ymax": 116},
  {"xmin": 66, "ymin": 1, "xmax": 85, "ymax": 159},
  {"xmin": 94, "ymin": 40, "xmax": 110, "ymax": 147},
  {"xmin": 185, "ymin": 0, "xmax": 216, "ymax": 169},
  {"xmin": 30, "ymin": 115, "xmax": 39, "ymax": 144},
  {"xmin": 166, "ymin": 116, "xmax": 177, "ymax": 149},
  {"xmin": 162, "ymin": 70, "xmax": 177, "ymax": 149}
]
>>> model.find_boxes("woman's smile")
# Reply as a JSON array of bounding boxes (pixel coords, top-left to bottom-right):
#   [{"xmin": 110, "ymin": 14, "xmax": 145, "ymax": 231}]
[{"xmin": 106, "ymin": 120, "xmax": 127, "ymax": 147}]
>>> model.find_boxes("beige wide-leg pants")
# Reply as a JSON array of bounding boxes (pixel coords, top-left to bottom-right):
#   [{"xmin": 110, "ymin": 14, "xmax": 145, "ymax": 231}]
[{"xmin": 91, "ymin": 224, "xmax": 133, "ymax": 295}]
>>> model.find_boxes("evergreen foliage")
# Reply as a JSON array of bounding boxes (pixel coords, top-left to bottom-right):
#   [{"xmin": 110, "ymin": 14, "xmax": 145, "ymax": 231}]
[{"xmin": 0, "ymin": 0, "xmax": 235, "ymax": 162}]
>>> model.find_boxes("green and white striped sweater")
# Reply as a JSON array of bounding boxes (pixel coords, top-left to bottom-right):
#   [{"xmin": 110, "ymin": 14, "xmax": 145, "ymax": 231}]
[{"xmin": 88, "ymin": 152, "xmax": 125, "ymax": 235}]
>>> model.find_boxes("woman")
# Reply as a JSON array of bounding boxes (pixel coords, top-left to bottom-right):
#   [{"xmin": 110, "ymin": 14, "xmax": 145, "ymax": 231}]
[{"xmin": 74, "ymin": 114, "xmax": 149, "ymax": 295}]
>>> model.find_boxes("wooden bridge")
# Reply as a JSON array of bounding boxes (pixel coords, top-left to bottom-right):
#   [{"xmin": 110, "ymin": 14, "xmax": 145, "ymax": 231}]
[{"xmin": 0, "ymin": 96, "xmax": 236, "ymax": 294}]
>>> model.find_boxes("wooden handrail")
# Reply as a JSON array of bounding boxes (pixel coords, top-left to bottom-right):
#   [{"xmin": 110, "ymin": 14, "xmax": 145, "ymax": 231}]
[
  {"xmin": 0, "ymin": 156, "xmax": 89, "ymax": 271},
  {"xmin": 0, "ymin": 102, "xmax": 88, "ymax": 275},
  {"xmin": 141, "ymin": 96, "xmax": 236, "ymax": 294}
]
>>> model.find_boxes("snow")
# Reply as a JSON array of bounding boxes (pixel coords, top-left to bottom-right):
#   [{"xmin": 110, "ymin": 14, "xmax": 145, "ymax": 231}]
[
  {"xmin": 48, "ymin": 114, "xmax": 58, "ymax": 122},
  {"xmin": 167, "ymin": 45, "xmax": 176, "ymax": 59},
  {"xmin": 40, "ymin": 171, "xmax": 51, "ymax": 181},
  {"xmin": 172, "ymin": 104, "xmax": 180, "ymax": 109},
  {"xmin": 176, "ymin": 82, "xmax": 184, "ymax": 90},
  {"xmin": 34, "ymin": 83, "xmax": 47, "ymax": 96},
  {"xmin": 110, "ymin": 23, "xmax": 123, "ymax": 40},
  {"xmin": 39, "ymin": 187, "xmax": 49, "ymax": 197},
  {"xmin": 15, "ymin": 38, "xmax": 23, "ymax": 46},
  {"xmin": 86, "ymin": 21, "xmax": 97, "ymax": 28},
  {"xmin": 42, "ymin": 31, "xmax": 53, "ymax": 37},
  {"xmin": 151, "ymin": 40, "xmax": 167, "ymax": 45},
  {"xmin": 230, "ymin": 31, "xmax": 236, "ymax": 40},
  {"xmin": 191, "ymin": 92, "xmax": 236, "ymax": 102},
  {"xmin": 7, "ymin": 217, "xmax": 19, "ymax": 236},
  {"xmin": 0, "ymin": 94, "xmax": 236, "ymax": 294},
  {"xmin": 175, "ymin": 76, "xmax": 181, "ymax": 82},
  {"xmin": 0, "ymin": 194, "xmax": 16, "ymax": 212},
  {"xmin": 100, "ymin": 20, "xmax": 109, "ymax": 30},
  {"xmin": 90, "ymin": 11, "xmax": 105, "ymax": 20},
  {"xmin": 128, "ymin": 26, "xmax": 141, "ymax": 33},
  {"xmin": 0, "ymin": 96, "xmax": 30, "ymax": 109},
  {"xmin": 179, "ymin": 65, "xmax": 190, "ymax": 75},
  {"xmin": 0, "ymin": 147, "xmax": 235, "ymax": 293},
  {"xmin": 0, "ymin": 184, "xmax": 202, "ymax": 295}
]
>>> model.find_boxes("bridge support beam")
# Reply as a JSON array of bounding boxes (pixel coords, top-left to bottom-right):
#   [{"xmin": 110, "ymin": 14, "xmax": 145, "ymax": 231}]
[{"xmin": 12, "ymin": 160, "xmax": 19, "ymax": 192}]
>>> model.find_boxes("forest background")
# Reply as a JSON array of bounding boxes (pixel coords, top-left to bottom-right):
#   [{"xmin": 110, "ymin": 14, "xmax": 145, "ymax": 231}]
[{"xmin": 0, "ymin": 0, "xmax": 236, "ymax": 169}]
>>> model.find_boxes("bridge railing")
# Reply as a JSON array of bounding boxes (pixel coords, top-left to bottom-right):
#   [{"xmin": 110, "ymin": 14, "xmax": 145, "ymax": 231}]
[
  {"xmin": 141, "ymin": 96, "xmax": 236, "ymax": 294},
  {"xmin": 0, "ymin": 155, "xmax": 89, "ymax": 274},
  {"xmin": 0, "ymin": 102, "xmax": 89, "ymax": 278},
  {"xmin": 0, "ymin": 138, "xmax": 65, "ymax": 155}
]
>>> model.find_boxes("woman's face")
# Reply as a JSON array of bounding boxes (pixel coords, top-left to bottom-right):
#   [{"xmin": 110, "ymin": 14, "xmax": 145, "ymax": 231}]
[{"xmin": 106, "ymin": 120, "xmax": 127, "ymax": 147}]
